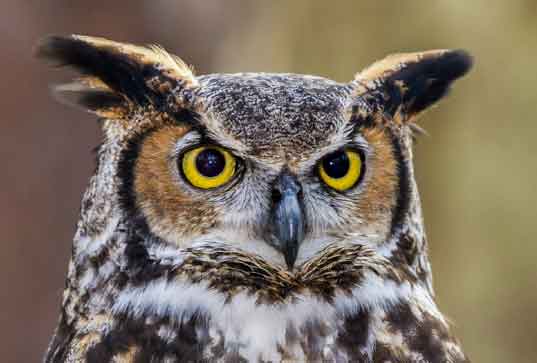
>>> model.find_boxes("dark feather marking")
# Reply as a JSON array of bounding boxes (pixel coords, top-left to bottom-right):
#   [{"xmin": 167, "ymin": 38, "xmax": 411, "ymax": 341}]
[
  {"xmin": 388, "ymin": 127, "xmax": 411, "ymax": 237},
  {"xmin": 116, "ymin": 126, "xmax": 155, "ymax": 264},
  {"xmin": 383, "ymin": 302, "xmax": 469, "ymax": 363},
  {"xmin": 85, "ymin": 312, "xmax": 213, "ymax": 363},
  {"xmin": 335, "ymin": 306, "xmax": 371, "ymax": 361},
  {"xmin": 394, "ymin": 231, "xmax": 419, "ymax": 266}
]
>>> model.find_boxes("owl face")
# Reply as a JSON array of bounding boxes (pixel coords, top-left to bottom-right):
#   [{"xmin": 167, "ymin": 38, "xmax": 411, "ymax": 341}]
[
  {"xmin": 38, "ymin": 35, "xmax": 471, "ymax": 270},
  {"xmin": 126, "ymin": 73, "xmax": 404, "ymax": 268}
]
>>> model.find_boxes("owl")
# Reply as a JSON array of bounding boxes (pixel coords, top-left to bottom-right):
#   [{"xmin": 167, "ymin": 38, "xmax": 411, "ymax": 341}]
[{"xmin": 38, "ymin": 35, "xmax": 472, "ymax": 362}]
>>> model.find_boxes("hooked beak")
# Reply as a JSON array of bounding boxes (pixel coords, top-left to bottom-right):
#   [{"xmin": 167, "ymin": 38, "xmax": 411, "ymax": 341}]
[{"xmin": 270, "ymin": 172, "xmax": 305, "ymax": 269}]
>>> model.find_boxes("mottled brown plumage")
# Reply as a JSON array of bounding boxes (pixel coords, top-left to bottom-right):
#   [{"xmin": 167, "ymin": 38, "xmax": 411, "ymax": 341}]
[{"xmin": 38, "ymin": 35, "xmax": 472, "ymax": 362}]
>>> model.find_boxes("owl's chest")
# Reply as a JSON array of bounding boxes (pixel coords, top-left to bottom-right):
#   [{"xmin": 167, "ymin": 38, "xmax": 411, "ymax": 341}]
[
  {"xmin": 110, "ymin": 281, "xmax": 373, "ymax": 362},
  {"xmin": 110, "ymin": 302, "xmax": 370, "ymax": 362}
]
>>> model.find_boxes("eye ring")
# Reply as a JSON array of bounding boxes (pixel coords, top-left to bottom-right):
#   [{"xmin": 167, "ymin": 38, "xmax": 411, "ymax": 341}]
[
  {"xmin": 318, "ymin": 149, "xmax": 364, "ymax": 191},
  {"xmin": 181, "ymin": 146, "xmax": 236, "ymax": 189}
]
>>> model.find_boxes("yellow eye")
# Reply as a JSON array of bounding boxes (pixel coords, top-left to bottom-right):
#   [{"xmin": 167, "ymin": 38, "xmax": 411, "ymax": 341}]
[
  {"xmin": 181, "ymin": 146, "xmax": 236, "ymax": 189},
  {"xmin": 318, "ymin": 149, "xmax": 363, "ymax": 191}
]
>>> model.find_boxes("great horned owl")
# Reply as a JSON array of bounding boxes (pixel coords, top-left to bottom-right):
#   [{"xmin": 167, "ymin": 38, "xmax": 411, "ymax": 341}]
[{"xmin": 38, "ymin": 35, "xmax": 472, "ymax": 362}]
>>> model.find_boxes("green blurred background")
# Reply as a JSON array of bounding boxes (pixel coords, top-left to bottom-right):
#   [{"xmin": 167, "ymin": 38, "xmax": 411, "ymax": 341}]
[{"xmin": 1, "ymin": 1, "xmax": 536, "ymax": 362}]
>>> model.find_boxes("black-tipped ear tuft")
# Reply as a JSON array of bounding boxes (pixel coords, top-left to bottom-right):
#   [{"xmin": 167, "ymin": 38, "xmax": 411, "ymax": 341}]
[
  {"xmin": 36, "ymin": 35, "xmax": 198, "ymax": 116},
  {"xmin": 36, "ymin": 35, "xmax": 153, "ymax": 105},
  {"xmin": 354, "ymin": 49, "xmax": 473, "ymax": 122},
  {"xmin": 387, "ymin": 49, "xmax": 473, "ymax": 114}
]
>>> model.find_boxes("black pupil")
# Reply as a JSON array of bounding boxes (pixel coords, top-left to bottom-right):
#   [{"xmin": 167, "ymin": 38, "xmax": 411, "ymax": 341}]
[
  {"xmin": 322, "ymin": 151, "xmax": 350, "ymax": 179},
  {"xmin": 195, "ymin": 149, "xmax": 226, "ymax": 177}
]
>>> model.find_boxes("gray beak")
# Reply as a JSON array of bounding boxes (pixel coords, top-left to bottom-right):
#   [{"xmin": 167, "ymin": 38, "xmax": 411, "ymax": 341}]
[{"xmin": 270, "ymin": 172, "xmax": 305, "ymax": 269}]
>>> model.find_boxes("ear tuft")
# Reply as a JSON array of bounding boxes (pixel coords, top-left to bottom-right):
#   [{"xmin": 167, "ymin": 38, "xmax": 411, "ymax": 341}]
[
  {"xmin": 354, "ymin": 49, "xmax": 473, "ymax": 122},
  {"xmin": 36, "ymin": 35, "xmax": 197, "ymax": 115}
]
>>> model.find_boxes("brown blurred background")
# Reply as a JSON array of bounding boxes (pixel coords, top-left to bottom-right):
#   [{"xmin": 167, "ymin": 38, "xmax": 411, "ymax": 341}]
[{"xmin": 1, "ymin": 1, "xmax": 536, "ymax": 362}]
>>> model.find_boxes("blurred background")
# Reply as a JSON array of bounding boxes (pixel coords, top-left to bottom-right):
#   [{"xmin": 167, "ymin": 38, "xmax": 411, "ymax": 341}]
[{"xmin": 1, "ymin": 1, "xmax": 536, "ymax": 362}]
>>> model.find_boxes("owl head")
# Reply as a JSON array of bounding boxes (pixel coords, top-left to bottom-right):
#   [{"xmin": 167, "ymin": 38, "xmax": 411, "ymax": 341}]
[{"xmin": 38, "ymin": 35, "xmax": 471, "ymax": 275}]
